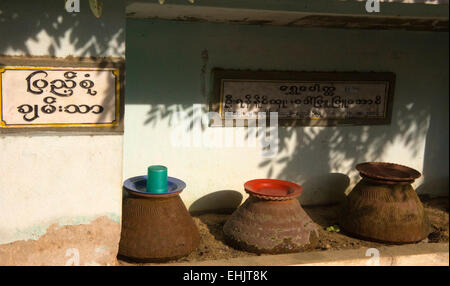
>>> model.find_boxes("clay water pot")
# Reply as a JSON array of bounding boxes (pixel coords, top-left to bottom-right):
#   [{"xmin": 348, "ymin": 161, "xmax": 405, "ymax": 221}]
[
  {"xmin": 223, "ymin": 179, "xmax": 318, "ymax": 254},
  {"xmin": 340, "ymin": 162, "xmax": 431, "ymax": 244},
  {"xmin": 118, "ymin": 176, "xmax": 200, "ymax": 262}
]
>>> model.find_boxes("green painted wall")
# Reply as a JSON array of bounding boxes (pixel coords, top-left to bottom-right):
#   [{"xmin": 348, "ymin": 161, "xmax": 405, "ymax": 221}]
[{"xmin": 124, "ymin": 19, "xmax": 448, "ymax": 210}]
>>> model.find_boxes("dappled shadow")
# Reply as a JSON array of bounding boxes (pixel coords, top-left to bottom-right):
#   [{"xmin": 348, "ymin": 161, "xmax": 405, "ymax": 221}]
[
  {"xmin": 0, "ymin": 0, "xmax": 124, "ymax": 58},
  {"xmin": 123, "ymin": 18, "xmax": 448, "ymax": 209},
  {"xmin": 133, "ymin": 80, "xmax": 433, "ymax": 205},
  {"xmin": 258, "ymin": 101, "xmax": 432, "ymax": 204},
  {"xmin": 0, "ymin": 0, "xmax": 125, "ymax": 128}
]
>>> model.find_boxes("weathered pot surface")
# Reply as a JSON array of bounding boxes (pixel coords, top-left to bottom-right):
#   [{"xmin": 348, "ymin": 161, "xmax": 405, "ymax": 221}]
[
  {"xmin": 223, "ymin": 179, "xmax": 318, "ymax": 254},
  {"xmin": 118, "ymin": 176, "xmax": 200, "ymax": 262},
  {"xmin": 340, "ymin": 162, "xmax": 431, "ymax": 244}
]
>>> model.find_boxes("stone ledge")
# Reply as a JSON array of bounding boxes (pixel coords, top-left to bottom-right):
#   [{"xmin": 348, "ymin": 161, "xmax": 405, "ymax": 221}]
[
  {"xmin": 126, "ymin": 0, "xmax": 449, "ymax": 31},
  {"xmin": 158, "ymin": 243, "xmax": 449, "ymax": 266}
]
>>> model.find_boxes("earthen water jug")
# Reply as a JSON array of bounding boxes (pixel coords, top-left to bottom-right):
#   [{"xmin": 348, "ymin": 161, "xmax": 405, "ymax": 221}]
[
  {"xmin": 118, "ymin": 176, "xmax": 200, "ymax": 262},
  {"xmin": 340, "ymin": 162, "xmax": 430, "ymax": 243},
  {"xmin": 223, "ymin": 179, "xmax": 318, "ymax": 254}
]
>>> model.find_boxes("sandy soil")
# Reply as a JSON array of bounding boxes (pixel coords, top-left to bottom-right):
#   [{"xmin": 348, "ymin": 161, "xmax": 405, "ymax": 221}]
[{"xmin": 119, "ymin": 196, "xmax": 448, "ymax": 265}]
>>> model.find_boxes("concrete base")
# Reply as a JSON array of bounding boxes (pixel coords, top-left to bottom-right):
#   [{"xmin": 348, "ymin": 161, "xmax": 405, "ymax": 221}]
[
  {"xmin": 159, "ymin": 243, "xmax": 449, "ymax": 266},
  {"xmin": 0, "ymin": 216, "xmax": 120, "ymax": 266}
]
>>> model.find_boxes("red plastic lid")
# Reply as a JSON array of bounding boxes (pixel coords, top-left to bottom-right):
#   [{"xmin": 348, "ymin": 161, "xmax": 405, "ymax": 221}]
[{"xmin": 244, "ymin": 179, "xmax": 302, "ymax": 199}]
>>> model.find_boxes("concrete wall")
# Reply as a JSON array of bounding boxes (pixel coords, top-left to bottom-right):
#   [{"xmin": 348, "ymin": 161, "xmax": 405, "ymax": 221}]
[
  {"xmin": 124, "ymin": 19, "xmax": 449, "ymax": 213},
  {"xmin": 0, "ymin": 0, "xmax": 125, "ymax": 265}
]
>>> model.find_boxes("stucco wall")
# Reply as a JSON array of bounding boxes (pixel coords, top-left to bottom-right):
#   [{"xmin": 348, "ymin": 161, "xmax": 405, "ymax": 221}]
[
  {"xmin": 0, "ymin": 0, "xmax": 125, "ymax": 265},
  {"xmin": 123, "ymin": 19, "xmax": 448, "ymax": 213}
]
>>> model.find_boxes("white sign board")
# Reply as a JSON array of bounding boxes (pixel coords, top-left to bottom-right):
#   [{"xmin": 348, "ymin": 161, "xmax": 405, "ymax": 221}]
[
  {"xmin": 0, "ymin": 67, "xmax": 120, "ymax": 128},
  {"xmin": 212, "ymin": 70, "xmax": 395, "ymax": 126}
]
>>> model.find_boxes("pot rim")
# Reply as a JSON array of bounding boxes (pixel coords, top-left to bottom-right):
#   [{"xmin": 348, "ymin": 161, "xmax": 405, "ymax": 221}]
[
  {"xmin": 244, "ymin": 179, "xmax": 302, "ymax": 199},
  {"xmin": 356, "ymin": 162, "xmax": 421, "ymax": 183},
  {"xmin": 123, "ymin": 175, "xmax": 186, "ymax": 198}
]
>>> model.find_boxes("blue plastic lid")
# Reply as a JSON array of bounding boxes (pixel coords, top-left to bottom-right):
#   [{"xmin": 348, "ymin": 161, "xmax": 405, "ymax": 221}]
[{"xmin": 123, "ymin": 175, "xmax": 186, "ymax": 196}]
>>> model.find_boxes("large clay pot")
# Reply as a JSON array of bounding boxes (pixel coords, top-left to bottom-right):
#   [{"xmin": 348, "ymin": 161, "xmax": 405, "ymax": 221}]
[
  {"xmin": 340, "ymin": 162, "xmax": 431, "ymax": 244},
  {"xmin": 118, "ymin": 176, "xmax": 200, "ymax": 262},
  {"xmin": 223, "ymin": 179, "xmax": 318, "ymax": 254}
]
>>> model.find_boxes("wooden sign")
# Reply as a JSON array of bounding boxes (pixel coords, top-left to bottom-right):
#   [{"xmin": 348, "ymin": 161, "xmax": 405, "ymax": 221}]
[
  {"xmin": 210, "ymin": 69, "xmax": 395, "ymax": 126},
  {"xmin": 0, "ymin": 65, "xmax": 121, "ymax": 131}
]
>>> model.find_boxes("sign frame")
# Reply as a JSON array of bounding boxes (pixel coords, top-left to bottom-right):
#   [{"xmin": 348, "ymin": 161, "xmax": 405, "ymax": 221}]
[
  {"xmin": 0, "ymin": 57, "xmax": 124, "ymax": 134},
  {"xmin": 210, "ymin": 69, "xmax": 396, "ymax": 127}
]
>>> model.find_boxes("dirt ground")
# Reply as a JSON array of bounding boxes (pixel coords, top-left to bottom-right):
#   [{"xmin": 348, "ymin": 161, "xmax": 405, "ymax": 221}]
[{"xmin": 118, "ymin": 196, "xmax": 448, "ymax": 265}]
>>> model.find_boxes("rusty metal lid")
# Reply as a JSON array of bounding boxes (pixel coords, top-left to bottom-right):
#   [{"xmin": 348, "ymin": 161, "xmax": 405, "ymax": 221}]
[
  {"xmin": 244, "ymin": 179, "xmax": 302, "ymax": 200},
  {"xmin": 123, "ymin": 175, "xmax": 186, "ymax": 198},
  {"xmin": 356, "ymin": 162, "xmax": 421, "ymax": 183}
]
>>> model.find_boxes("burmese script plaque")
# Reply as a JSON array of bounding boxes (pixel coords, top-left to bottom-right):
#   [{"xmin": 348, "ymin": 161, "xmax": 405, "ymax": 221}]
[
  {"xmin": 0, "ymin": 67, "xmax": 120, "ymax": 129},
  {"xmin": 211, "ymin": 70, "xmax": 395, "ymax": 126}
]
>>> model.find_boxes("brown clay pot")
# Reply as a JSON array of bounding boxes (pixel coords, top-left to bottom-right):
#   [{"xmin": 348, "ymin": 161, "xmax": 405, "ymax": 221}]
[
  {"xmin": 340, "ymin": 162, "xmax": 431, "ymax": 244},
  {"xmin": 223, "ymin": 179, "xmax": 318, "ymax": 254},
  {"xmin": 118, "ymin": 177, "xmax": 200, "ymax": 262}
]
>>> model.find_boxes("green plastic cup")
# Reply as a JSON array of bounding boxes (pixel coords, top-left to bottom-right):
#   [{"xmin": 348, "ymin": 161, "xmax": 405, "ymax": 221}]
[{"xmin": 146, "ymin": 165, "xmax": 168, "ymax": 194}]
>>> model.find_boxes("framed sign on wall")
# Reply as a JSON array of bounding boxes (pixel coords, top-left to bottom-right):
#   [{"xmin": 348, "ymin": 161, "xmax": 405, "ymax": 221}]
[
  {"xmin": 210, "ymin": 69, "xmax": 396, "ymax": 127},
  {"xmin": 0, "ymin": 57, "xmax": 124, "ymax": 134}
]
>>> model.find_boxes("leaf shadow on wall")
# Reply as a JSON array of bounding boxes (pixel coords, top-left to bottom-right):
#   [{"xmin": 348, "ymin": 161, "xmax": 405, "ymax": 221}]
[
  {"xmin": 125, "ymin": 24, "xmax": 447, "ymax": 209},
  {"xmin": 0, "ymin": 0, "xmax": 124, "ymax": 58},
  {"xmin": 258, "ymin": 103, "xmax": 431, "ymax": 205},
  {"xmin": 139, "ymin": 96, "xmax": 433, "ymax": 207},
  {"xmin": 0, "ymin": 0, "xmax": 125, "ymax": 126}
]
